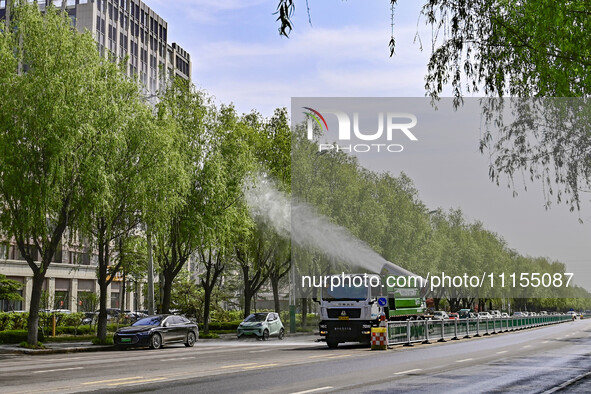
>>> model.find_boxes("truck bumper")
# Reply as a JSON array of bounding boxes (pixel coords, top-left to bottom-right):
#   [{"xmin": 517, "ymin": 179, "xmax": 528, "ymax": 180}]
[{"xmin": 319, "ymin": 320, "xmax": 373, "ymax": 343}]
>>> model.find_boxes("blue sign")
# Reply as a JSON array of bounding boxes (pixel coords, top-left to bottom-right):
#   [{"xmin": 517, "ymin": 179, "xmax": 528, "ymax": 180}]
[{"xmin": 378, "ymin": 297, "xmax": 387, "ymax": 307}]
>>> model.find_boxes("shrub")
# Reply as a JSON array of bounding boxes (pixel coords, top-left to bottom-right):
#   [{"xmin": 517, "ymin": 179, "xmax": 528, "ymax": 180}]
[
  {"xmin": 55, "ymin": 325, "xmax": 93, "ymax": 335},
  {"xmin": 199, "ymin": 332, "xmax": 219, "ymax": 339},
  {"xmin": 91, "ymin": 337, "xmax": 113, "ymax": 345},
  {"xmin": 0, "ymin": 330, "xmax": 45, "ymax": 344},
  {"xmin": 198, "ymin": 320, "xmax": 241, "ymax": 331}
]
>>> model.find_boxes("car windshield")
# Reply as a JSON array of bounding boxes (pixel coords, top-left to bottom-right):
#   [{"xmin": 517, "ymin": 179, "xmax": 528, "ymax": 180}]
[
  {"xmin": 322, "ymin": 279, "xmax": 368, "ymax": 301},
  {"xmin": 244, "ymin": 313, "xmax": 268, "ymax": 322},
  {"xmin": 132, "ymin": 316, "xmax": 163, "ymax": 326}
]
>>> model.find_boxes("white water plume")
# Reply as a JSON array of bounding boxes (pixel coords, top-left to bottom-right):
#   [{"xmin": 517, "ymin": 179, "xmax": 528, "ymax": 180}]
[{"xmin": 244, "ymin": 176, "xmax": 415, "ymax": 277}]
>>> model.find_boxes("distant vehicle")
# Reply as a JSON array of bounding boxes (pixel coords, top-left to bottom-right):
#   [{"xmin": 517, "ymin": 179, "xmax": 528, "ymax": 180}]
[
  {"xmin": 81, "ymin": 312, "xmax": 97, "ymax": 325},
  {"xmin": 513, "ymin": 312, "xmax": 526, "ymax": 317},
  {"xmin": 432, "ymin": 311, "xmax": 450, "ymax": 320},
  {"xmin": 478, "ymin": 312, "xmax": 492, "ymax": 320},
  {"xmin": 540, "ymin": 311, "xmax": 548, "ymax": 315},
  {"xmin": 489, "ymin": 310, "xmax": 501, "ymax": 318},
  {"xmin": 458, "ymin": 309, "xmax": 472, "ymax": 319},
  {"xmin": 49, "ymin": 309, "xmax": 72, "ymax": 314},
  {"xmin": 237, "ymin": 312, "xmax": 285, "ymax": 341},
  {"xmin": 113, "ymin": 314, "xmax": 198, "ymax": 349},
  {"xmin": 448, "ymin": 313, "xmax": 459, "ymax": 320},
  {"xmin": 469, "ymin": 312, "xmax": 477, "ymax": 319},
  {"xmin": 501, "ymin": 313, "xmax": 509, "ymax": 318}
]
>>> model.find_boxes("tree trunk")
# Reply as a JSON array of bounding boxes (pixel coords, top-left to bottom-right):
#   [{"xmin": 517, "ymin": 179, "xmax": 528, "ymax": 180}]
[
  {"xmin": 301, "ymin": 297, "xmax": 308, "ymax": 328},
  {"xmin": 203, "ymin": 288, "xmax": 212, "ymax": 334},
  {"xmin": 26, "ymin": 271, "xmax": 45, "ymax": 344},
  {"xmin": 271, "ymin": 275, "xmax": 281, "ymax": 313},
  {"xmin": 97, "ymin": 282, "xmax": 108, "ymax": 341},
  {"xmin": 120, "ymin": 271, "xmax": 126, "ymax": 315},
  {"xmin": 161, "ymin": 273, "xmax": 173, "ymax": 314},
  {"xmin": 243, "ymin": 288, "xmax": 253, "ymax": 319}
]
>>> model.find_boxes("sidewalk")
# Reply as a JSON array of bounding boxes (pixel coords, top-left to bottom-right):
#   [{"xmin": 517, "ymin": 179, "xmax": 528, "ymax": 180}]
[
  {"xmin": 0, "ymin": 332, "xmax": 318, "ymax": 355},
  {"xmin": 0, "ymin": 341, "xmax": 114, "ymax": 355}
]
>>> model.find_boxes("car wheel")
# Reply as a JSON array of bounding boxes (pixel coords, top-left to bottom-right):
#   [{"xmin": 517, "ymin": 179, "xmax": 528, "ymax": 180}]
[
  {"xmin": 278, "ymin": 328, "xmax": 285, "ymax": 340},
  {"xmin": 150, "ymin": 333, "xmax": 162, "ymax": 349},
  {"xmin": 262, "ymin": 329, "xmax": 269, "ymax": 341},
  {"xmin": 326, "ymin": 338, "xmax": 339, "ymax": 349},
  {"xmin": 185, "ymin": 331, "xmax": 196, "ymax": 347}
]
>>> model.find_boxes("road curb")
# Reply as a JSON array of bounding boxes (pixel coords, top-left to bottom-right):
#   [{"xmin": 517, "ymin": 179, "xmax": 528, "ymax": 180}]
[{"xmin": 0, "ymin": 344, "xmax": 115, "ymax": 355}]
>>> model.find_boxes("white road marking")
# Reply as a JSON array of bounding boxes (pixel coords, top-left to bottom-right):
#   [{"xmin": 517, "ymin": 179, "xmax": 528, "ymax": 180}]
[
  {"xmin": 291, "ymin": 387, "xmax": 334, "ymax": 394},
  {"xmin": 456, "ymin": 358, "xmax": 473, "ymax": 363},
  {"xmin": 496, "ymin": 351, "xmax": 508, "ymax": 354},
  {"xmin": 33, "ymin": 367, "xmax": 83, "ymax": 374},
  {"xmin": 249, "ymin": 349, "xmax": 273, "ymax": 353},
  {"xmin": 82, "ymin": 377, "xmax": 143, "ymax": 385},
  {"xmin": 394, "ymin": 368, "xmax": 422, "ymax": 375},
  {"xmin": 522, "ymin": 345, "xmax": 532, "ymax": 348},
  {"xmin": 160, "ymin": 356, "xmax": 196, "ymax": 361}
]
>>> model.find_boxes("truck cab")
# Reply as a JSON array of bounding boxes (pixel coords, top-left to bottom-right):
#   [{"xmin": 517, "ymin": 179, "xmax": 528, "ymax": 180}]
[{"xmin": 317, "ymin": 274, "xmax": 382, "ymax": 348}]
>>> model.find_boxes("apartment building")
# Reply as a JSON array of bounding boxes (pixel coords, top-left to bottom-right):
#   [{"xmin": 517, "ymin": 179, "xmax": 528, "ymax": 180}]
[{"xmin": 0, "ymin": 0, "xmax": 192, "ymax": 313}]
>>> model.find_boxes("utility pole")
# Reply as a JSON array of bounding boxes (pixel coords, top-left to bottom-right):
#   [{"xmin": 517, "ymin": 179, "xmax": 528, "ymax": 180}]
[{"xmin": 289, "ymin": 258, "xmax": 296, "ymax": 334}]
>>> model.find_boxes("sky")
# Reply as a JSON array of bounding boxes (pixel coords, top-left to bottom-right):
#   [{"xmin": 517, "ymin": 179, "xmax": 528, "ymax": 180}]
[{"xmin": 144, "ymin": 1, "xmax": 591, "ymax": 290}]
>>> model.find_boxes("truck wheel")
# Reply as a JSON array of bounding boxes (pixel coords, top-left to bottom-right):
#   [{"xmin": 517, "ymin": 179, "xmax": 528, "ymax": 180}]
[{"xmin": 326, "ymin": 338, "xmax": 339, "ymax": 349}]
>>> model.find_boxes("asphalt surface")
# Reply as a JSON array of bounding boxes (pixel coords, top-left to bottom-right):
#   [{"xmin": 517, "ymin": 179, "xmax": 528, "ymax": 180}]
[{"xmin": 1, "ymin": 320, "xmax": 591, "ymax": 393}]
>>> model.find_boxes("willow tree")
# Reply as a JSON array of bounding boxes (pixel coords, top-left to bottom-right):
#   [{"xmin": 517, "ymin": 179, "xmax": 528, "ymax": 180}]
[{"xmin": 0, "ymin": 2, "xmax": 144, "ymax": 344}]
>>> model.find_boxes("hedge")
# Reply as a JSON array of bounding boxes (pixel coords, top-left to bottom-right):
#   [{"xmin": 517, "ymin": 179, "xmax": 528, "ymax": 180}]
[
  {"xmin": 198, "ymin": 320, "xmax": 242, "ymax": 331},
  {"xmin": 0, "ymin": 312, "xmax": 86, "ymax": 332},
  {"xmin": 0, "ymin": 330, "xmax": 45, "ymax": 344}
]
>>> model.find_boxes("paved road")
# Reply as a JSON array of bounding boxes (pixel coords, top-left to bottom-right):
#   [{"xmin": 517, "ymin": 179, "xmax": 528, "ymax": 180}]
[{"xmin": 2, "ymin": 320, "xmax": 591, "ymax": 393}]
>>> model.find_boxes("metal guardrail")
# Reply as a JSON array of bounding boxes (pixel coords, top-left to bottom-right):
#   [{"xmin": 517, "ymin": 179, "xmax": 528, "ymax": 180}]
[{"xmin": 387, "ymin": 314, "xmax": 573, "ymax": 346}]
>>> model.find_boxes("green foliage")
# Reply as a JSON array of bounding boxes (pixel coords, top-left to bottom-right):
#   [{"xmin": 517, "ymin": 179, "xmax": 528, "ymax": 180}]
[
  {"xmin": 92, "ymin": 337, "xmax": 114, "ymax": 345},
  {"xmin": 0, "ymin": 274, "xmax": 23, "ymax": 302},
  {"xmin": 19, "ymin": 341, "xmax": 45, "ymax": 349},
  {"xmin": 197, "ymin": 321, "xmax": 242, "ymax": 331},
  {"xmin": 198, "ymin": 332, "xmax": 220, "ymax": 339},
  {"xmin": 0, "ymin": 330, "xmax": 44, "ymax": 344}
]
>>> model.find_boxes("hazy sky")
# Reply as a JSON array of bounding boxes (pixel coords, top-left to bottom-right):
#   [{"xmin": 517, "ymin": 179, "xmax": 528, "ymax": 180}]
[{"xmin": 144, "ymin": 1, "xmax": 591, "ymax": 290}]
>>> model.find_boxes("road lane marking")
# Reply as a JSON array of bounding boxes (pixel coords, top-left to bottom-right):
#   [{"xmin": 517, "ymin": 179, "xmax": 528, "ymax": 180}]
[
  {"xmin": 308, "ymin": 355, "xmax": 329, "ymax": 359},
  {"xmin": 456, "ymin": 358, "xmax": 473, "ymax": 363},
  {"xmin": 522, "ymin": 345, "xmax": 532, "ymax": 348},
  {"xmin": 33, "ymin": 367, "xmax": 83, "ymax": 374},
  {"xmin": 243, "ymin": 363, "xmax": 278, "ymax": 370},
  {"xmin": 325, "ymin": 354, "xmax": 352, "ymax": 359},
  {"xmin": 160, "ymin": 356, "xmax": 196, "ymax": 361},
  {"xmin": 249, "ymin": 349, "xmax": 273, "ymax": 353},
  {"xmin": 220, "ymin": 363, "xmax": 257, "ymax": 369},
  {"xmin": 496, "ymin": 351, "xmax": 508, "ymax": 354},
  {"xmin": 394, "ymin": 369, "xmax": 422, "ymax": 375},
  {"xmin": 542, "ymin": 341, "xmax": 550, "ymax": 344},
  {"xmin": 82, "ymin": 377, "xmax": 144, "ymax": 385},
  {"xmin": 107, "ymin": 377, "xmax": 167, "ymax": 386},
  {"xmin": 291, "ymin": 387, "xmax": 334, "ymax": 394}
]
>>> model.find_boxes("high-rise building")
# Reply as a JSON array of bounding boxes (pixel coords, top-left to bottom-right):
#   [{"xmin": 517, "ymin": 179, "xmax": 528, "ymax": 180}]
[
  {"xmin": 0, "ymin": 0, "xmax": 191, "ymax": 95},
  {"xmin": 0, "ymin": 0, "xmax": 191, "ymax": 313}
]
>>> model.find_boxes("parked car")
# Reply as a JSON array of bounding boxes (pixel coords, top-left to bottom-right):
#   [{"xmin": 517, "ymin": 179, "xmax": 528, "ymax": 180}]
[
  {"xmin": 432, "ymin": 311, "xmax": 449, "ymax": 320},
  {"xmin": 478, "ymin": 312, "xmax": 493, "ymax": 319},
  {"xmin": 81, "ymin": 312, "xmax": 97, "ymax": 325},
  {"xmin": 113, "ymin": 314, "xmax": 198, "ymax": 349},
  {"xmin": 513, "ymin": 312, "xmax": 526, "ymax": 317},
  {"xmin": 448, "ymin": 313, "xmax": 459, "ymax": 320},
  {"xmin": 458, "ymin": 309, "xmax": 472, "ymax": 319},
  {"xmin": 237, "ymin": 312, "xmax": 285, "ymax": 340},
  {"xmin": 501, "ymin": 313, "xmax": 509, "ymax": 318},
  {"xmin": 489, "ymin": 310, "xmax": 501, "ymax": 318}
]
